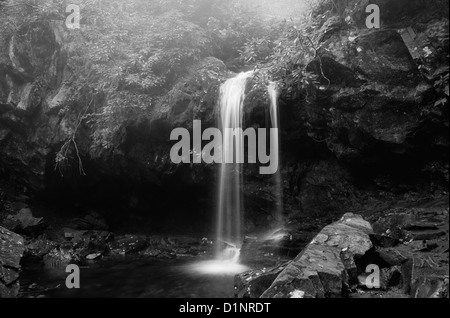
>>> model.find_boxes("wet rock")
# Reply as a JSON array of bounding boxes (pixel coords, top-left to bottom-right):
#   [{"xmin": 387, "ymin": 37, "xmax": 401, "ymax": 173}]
[
  {"xmin": 375, "ymin": 247, "xmax": 411, "ymax": 267},
  {"xmin": 240, "ymin": 228, "xmax": 314, "ymax": 268},
  {"xmin": 172, "ymin": 247, "xmax": 190, "ymax": 257},
  {"xmin": 373, "ymin": 215, "xmax": 418, "ymax": 241},
  {"xmin": 404, "ymin": 222, "xmax": 441, "ymax": 231},
  {"xmin": 413, "ymin": 276, "xmax": 449, "ymax": 298},
  {"xmin": 352, "ymin": 197, "xmax": 448, "ymax": 298},
  {"xmin": 85, "ymin": 253, "xmax": 102, "ymax": 260},
  {"xmin": 317, "ymin": 213, "xmax": 373, "ymax": 255},
  {"xmin": 371, "ymin": 200, "xmax": 449, "ymax": 249},
  {"xmin": 409, "ymin": 254, "xmax": 449, "ymax": 298},
  {"xmin": 0, "ymin": 226, "xmax": 25, "ymax": 298},
  {"xmin": 235, "ymin": 264, "xmax": 288, "ymax": 298},
  {"xmin": 22, "ymin": 238, "xmax": 58, "ymax": 264},
  {"xmin": 257, "ymin": 213, "xmax": 373, "ymax": 298},
  {"xmin": 107, "ymin": 235, "xmax": 148, "ymax": 255},
  {"xmin": 352, "ymin": 30, "xmax": 419, "ymax": 85},
  {"xmin": 370, "ymin": 234, "xmax": 399, "ymax": 248},
  {"xmin": 410, "ymin": 230, "xmax": 446, "ymax": 241},
  {"xmin": 261, "ymin": 244, "xmax": 346, "ymax": 298},
  {"xmin": 26, "ymin": 229, "xmax": 110, "ymax": 263},
  {"xmin": 77, "ymin": 238, "xmax": 107, "ymax": 260},
  {"xmin": 140, "ymin": 247, "xmax": 163, "ymax": 257},
  {"xmin": 42, "ymin": 242, "xmax": 77, "ymax": 268},
  {"xmin": 3, "ymin": 208, "xmax": 45, "ymax": 236}
]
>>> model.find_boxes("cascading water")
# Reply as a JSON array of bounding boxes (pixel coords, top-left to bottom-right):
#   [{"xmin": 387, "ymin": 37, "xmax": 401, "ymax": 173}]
[
  {"xmin": 188, "ymin": 73, "xmax": 283, "ymax": 276},
  {"xmin": 188, "ymin": 72, "xmax": 252, "ymax": 275},
  {"xmin": 267, "ymin": 82, "xmax": 283, "ymax": 224},
  {"xmin": 216, "ymin": 71, "xmax": 254, "ymax": 257}
]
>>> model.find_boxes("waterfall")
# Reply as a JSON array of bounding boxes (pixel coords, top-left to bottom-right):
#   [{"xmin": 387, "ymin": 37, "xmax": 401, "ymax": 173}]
[
  {"xmin": 188, "ymin": 73, "xmax": 283, "ymax": 276},
  {"xmin": 216, "ymin": 71, "xmax": 253, "ymax": 258},
  {"xmin": 267, "ymin": 82, "xmax": 283, "ymax": 224}
]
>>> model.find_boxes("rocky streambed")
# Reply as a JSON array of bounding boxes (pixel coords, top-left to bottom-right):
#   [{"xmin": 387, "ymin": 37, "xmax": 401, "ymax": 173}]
[
  {"xmin": 236, "ymin": 196, "xmax": 449, "ymax": 298},
  {"xmin": 1, "ymin": 182, "xmax": 448, "ymax": 298}
]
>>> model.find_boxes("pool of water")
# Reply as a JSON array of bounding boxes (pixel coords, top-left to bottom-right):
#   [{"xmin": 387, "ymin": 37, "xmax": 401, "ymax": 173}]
[{"xmin": 20, "ymin": 256, "xmax": 247, "ymax": 298}]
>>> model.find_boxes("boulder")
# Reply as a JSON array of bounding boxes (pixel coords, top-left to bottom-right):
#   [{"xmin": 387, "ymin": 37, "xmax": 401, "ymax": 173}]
[
  {"xmin": 3, "ymin": 207, "xmax": 45, "ymax": 236},
  {"xmin": 75, "ymin": 236, "xmax": 108, "ymax": 261},
  {"xmin": 22, "ymin": 238, "xmax": 58, "ymax": 264},
  {"xmin": 0, "ymin": 226, "xmax": 25, "ymax": 298},
  {"xmin": 374, "ymin": 247, "xmax": 412, "ymax": 267},
  {"xmin": 235, "ymin": 263, "xmax": 291, "ymax": 298},
  {"xmin": 254, "ymin": 213, "xmax": 373, "ymax": 298},
  {"xmin": 240, "ymin": 228, "xmax": 315, "ymax": 268},
  {"xmin": 298, "ymin": 17, "xmax": 448, "ymax": 177},
  {"xmin": 260, "ymin": 244, "xmax": 347, "ymax": 298}
]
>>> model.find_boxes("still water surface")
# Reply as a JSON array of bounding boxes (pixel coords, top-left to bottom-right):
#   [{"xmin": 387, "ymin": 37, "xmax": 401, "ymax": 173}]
[{"xmin": 20, "ymin": 256, "xmax": 243, "ymax": 298}]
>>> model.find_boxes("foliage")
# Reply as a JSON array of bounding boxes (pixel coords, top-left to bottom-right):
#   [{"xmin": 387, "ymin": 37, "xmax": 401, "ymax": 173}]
[
  {"xmin": 204, "ymin": 1, "xmax": 267, "ymax": 61},
  {"xmin": 240, "ymin": 18, "xmax": 320, "ymax": 101},
  {"xmin": 1, "ymin": 0, "xmax": 276, "ymax": 173}
]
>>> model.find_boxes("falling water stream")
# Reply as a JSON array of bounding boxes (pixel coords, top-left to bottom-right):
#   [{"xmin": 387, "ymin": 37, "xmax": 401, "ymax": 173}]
[
  {"xmin": 216, "ymin": 71, "xmax": 254, "ymax": 254},
  {"xmin": 189, "ymin": 72, "xmax": 254, "ymax": 275},
  {"xmin": 267, "ymin": 82, "xmax": 283, "ymax": 224},
  {"xmin": 191, "ymin": 73, "xmax": 283, "ymax": 275}
]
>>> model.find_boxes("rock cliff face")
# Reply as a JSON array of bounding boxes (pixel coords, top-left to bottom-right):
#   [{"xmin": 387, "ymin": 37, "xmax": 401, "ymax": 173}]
[
  {"xmin": 259, "ymin": 0, "xmax": 448, "ymax": 220},
  {"xmin": 0, "ymin": 226, "xmax": 25, "ymax": 298},
  {"xmin": 302, "ymin": 5, "xmax": 449, "ymax": 170},
  {"xmin": 0, "ymin": 20, "xmax": 68, "ymax": 189},
  {"xmin": 0, "ymin": 0, "xmax": 448, "ymax": 230}
]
